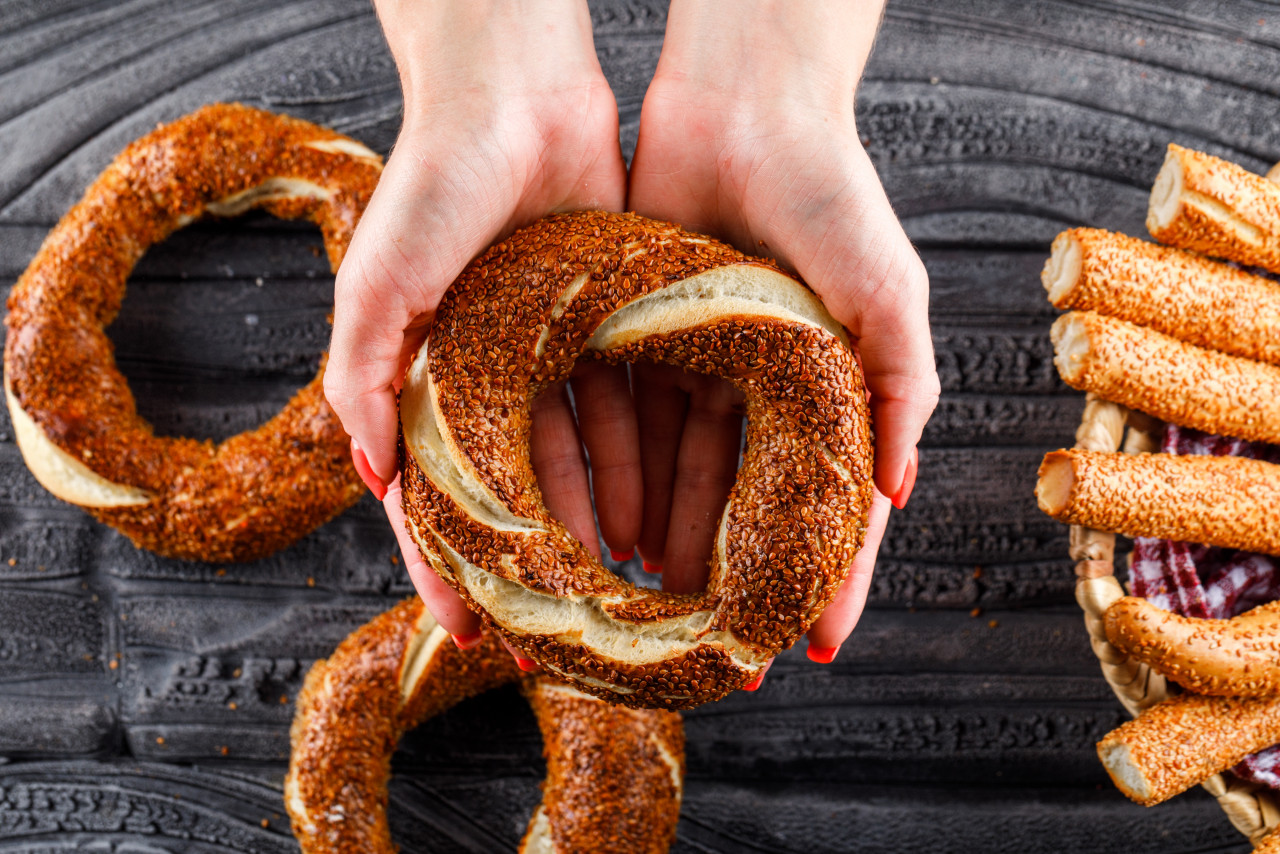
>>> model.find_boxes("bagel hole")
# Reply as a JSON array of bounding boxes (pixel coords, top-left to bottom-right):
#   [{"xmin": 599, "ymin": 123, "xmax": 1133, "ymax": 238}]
[
  {"xmin": 392, "ymin": 683, "xmax": 545, "ymax": 844},
  {"xmin": 534, "ymin": 361, "xmax": 746, "ymax": 593},
  {"xmin": 112, "ymin": 214, "xmax": 333, "ymax": 443}
]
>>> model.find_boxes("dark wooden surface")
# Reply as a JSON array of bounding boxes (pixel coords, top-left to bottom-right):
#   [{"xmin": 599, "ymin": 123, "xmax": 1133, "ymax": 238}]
[{"xmin": 0, "ymin": 1, "xmax": 1275, "ymax": 851}]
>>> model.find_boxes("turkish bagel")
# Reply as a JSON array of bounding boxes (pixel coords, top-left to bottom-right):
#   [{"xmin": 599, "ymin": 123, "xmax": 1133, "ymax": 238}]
[
  {"xmin": 285, "ymin": 598, "xmax": 685, "ymax": 853},
  {"xmin": 399, "ymin": 211, "xmax": 874, "ymax": 709},
  {"xmin": 4, "ymin": 103, "xmax": 379, "ymax": 562}
]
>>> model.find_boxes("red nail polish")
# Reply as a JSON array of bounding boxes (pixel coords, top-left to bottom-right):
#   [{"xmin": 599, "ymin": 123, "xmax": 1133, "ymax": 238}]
[
  {"xmin": 642, "ymin": 561, "xmax": 662, "ymax": 574},
  {"xmin": 610, "ymin": 549, "xmax": 634, "ymax": 562},
  {"xmin": 742, "ymin": 671, "xmax": 766, "ymax": 691},
  {"xmin": 451, "ymin": 631, "xmax": 483, "ymax": 650},
  {"xmin": 891, "ymin": 447, "xmax": 918, "ymax": 510},
  {"xmin": 514, "ymin": 656, "xmax": 539, "ymax": 673},
  {"xmin": 807, "ymin": 645, "xmax": 840, "ymax": 664},
  {"xmin": 350, "ymin": 438, "xmax": 387, "ymax": 501}
]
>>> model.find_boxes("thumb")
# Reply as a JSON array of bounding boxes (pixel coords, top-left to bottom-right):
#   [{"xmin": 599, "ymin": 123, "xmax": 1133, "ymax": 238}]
[
  {"xmin": 800, "ymin": 160, "xmax": 939, "ymax": 505},
  {"xmin": 324, "ymin": 148, "xmax": 508, "ymax": 484}
]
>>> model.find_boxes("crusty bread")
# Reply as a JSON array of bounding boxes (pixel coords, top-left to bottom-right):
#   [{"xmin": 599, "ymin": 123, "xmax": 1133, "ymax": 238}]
[
  {"xmin": 1104, "ymin": 597, "xmax": 1280, "ymax": 697},
  {"xmin": 1148, "ymin": 144, "xmax": 1280, "ymax": 273},
  {"xmin": 1098, "ymin": 692, "xmax": 1280, "ymax": 807},
  {"xmin": 1036, "ymin": 448, "xmax": 1280, "ymax": 556},
  {"xmin": 1043, "ymin": 228, "xmax": 1280, "ymax": 366},
  {"xmin": 400, "ymin": 211, "xmax": 875, "ymax": 709},
  {"xmin": 3, "ymin": 104, "xmax": 378, "ymax": 561},
  {"xmin": 285, "ymin": 598, "xmax": 684, "ymax": 854},
  {"xmin": 1050, "ymin": 311, "xmax": 1280, "ymax": 445}
]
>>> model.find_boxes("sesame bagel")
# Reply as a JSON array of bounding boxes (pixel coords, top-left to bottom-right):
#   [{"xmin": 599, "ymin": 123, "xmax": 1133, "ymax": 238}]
[
  {"xmin": 3, "ymin": 103, "xmax": 380, "ymax": 562},
  {"xmin": 399, "ymin": 211, "xmax": 874, "ymax": 709},
  {"xmin": 285, "ymin": 597, "xmax": 685, "ymax": 854}
]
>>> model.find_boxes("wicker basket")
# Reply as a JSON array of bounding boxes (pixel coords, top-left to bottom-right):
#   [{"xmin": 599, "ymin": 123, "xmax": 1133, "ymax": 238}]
[{"xmin": 1069, "ymin": 392, "xmax": 1280, "ymax": 846}]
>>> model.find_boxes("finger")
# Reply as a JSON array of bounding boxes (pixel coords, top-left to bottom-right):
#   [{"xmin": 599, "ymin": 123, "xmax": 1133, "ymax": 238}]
[
  {"xmin": 805, "ymin": 488, "xmax": 892, "ymax": 656},
  {"xmin": 530, "ymin": 382, "xmax": 600, "ymax": 558},
  {"xmin": 569, "ymin": 361, "xmax": 642, "ymax": 559},
  {"xmin": 502, "ymin": 638, "xmax": 539, "ymax": 672},
  {"xmin": 383, "ymin": 474, "xmax": 481, "ymax": 639},
  {"xmin": 661, "ymin": 378, "xmax": 744, "ymax": 595},
  {"xmin": 741, "ymin": 658, "xmax": 773, "ymax": 692},
  {"xmin": 633, "ymin": 364, "xmax": 690, "ymax": 569}
]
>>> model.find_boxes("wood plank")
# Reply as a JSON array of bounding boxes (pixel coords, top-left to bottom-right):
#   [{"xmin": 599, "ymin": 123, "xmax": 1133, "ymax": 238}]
[{"xmin": 0, "ymin": 0, "xmax": 1272, "ymax": 851}]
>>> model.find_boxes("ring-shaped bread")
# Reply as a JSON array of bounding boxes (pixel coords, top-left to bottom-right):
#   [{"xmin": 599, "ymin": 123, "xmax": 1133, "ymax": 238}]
[
  {"xmin": 4, "ymin": 103, "xmax": 379, "ymax": 562},
  {"xmin": 285, "ymin": 597, "xmax": 685, "ymax": 853},
  {"xmin": 399, "ymin": 211, "xmax": 874, "ymax": 709}
]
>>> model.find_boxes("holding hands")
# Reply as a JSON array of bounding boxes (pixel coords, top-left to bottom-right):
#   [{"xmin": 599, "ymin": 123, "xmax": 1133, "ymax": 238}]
[{"xmin": 325, "ymin": 0, "xmax": 939, "ymax": 662}]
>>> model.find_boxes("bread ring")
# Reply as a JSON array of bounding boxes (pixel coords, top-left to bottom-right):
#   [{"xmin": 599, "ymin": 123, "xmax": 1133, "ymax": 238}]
[
  {"xmin": 285, "ymin": 597, "xmax": 685, "ymax": 854},
  {"xmin": 3, "ymin": 103, "xmax": 380, "ymax": 562},
  {"xmin": 398, "ymin": 211, "xmax": 874, "ymax": 709},
  {"xmin": 521, "ymin": 676, "xmax": 685, "ymax": 853}
]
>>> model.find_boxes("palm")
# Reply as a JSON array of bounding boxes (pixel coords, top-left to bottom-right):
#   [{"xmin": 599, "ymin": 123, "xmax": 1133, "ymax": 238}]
[{"xmin": 626, "ymin": 80, "xmax": 937, "ymax": 650}]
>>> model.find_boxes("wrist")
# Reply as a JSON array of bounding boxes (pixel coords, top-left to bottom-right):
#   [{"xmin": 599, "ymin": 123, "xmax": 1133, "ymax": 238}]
[
  {"xmin": 373, "ymin": 0, "xmax": 604, "ymax": 115},
  {"xmin": 655, "ymin": 1, "xmax": 885, "ymax": 117}
]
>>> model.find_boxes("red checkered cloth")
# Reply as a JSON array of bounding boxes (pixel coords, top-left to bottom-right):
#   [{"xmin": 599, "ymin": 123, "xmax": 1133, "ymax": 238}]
[{"xmin": 1128, "ymin": 423, "xmax": 1280, "ymax": 788}]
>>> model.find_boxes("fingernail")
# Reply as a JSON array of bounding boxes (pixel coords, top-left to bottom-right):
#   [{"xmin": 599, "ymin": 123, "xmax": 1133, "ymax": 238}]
[
  {"xmin": 807, "ymin": 644, "xmax": 841, "ymax": 664},
  {"xmin": 642, "ymin": 561, "xmax": 662, "ymax": 574},
  {"xmin": 514, "ymin": 655, "xmax": 539, "ymax": 673},
  {"xmin": 891, "ymin": 447, "xmax": 918, "ymax": 510},
  {"xmin": 350, "ymin": 438, "xmax": 387, "ymax": 501},
  {"xmin": 742, "ymin": 671, "xmax": 766, "ymax": 691},
  {"xmin": 610, "ymin": 549, "xmax": 634, "ymax": 562},
  {"xmin": 451, "ymin": 631, "xmax": 483, "ymax": 650}
]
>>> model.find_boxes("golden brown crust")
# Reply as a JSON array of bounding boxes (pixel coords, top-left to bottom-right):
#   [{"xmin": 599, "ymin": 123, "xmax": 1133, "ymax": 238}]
[
  {"xmin": 1256, "ymin": 827, "xmax": 1280, "ymax": 854},
  {"xmin": 399, "ymin": 211, "xmax": 875, "ymax": 709},
  {"xmin": 1097, "ymin": 692, "xmax": 1280, "ymax": 806},
  {"xmin": 522, "ymin": 681, "xmax": 684, "ymax": 854},
  {"xmin": 1050, "ymin": 311, "xmax": 1280, "ymax": 445},
  {"xmin": 3, "ymin": 103, "xmax": 379, "ymax": 562},
  {"xmin": 1104, "ymin": 597, "xmax": 1280, "ymax": 697},
  {"xmin": 286, "ymin": 598, "xmax": 686, "ymax": 854},
  {"xmin": 1148, "ymin": 144, "xmax": 1280, "ymax": 273},
  {"xmin": 1036, "ymin": 449, "xmax": 1280, "ymax": 555},
  {"xmin": 1044, "ymin": 228, "xmax": 1280, "ymax": 366},
  {"xmin": 286, "ymin": 599, "xmax": 520, "ymax": 853}
]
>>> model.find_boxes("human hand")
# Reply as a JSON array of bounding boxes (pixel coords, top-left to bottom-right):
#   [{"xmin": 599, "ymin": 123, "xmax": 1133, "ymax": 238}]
[
  {"xmin": 625, "ymin": 0, "xmax": 940, "ymax": 661},
  {"xmin": 324, "ymin": 0, "xmax": 627, "ymax": 647}
]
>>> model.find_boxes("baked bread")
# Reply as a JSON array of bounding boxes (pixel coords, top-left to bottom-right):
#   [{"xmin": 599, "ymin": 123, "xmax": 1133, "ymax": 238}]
[
  {"xmin": 285, "ymin": 597, "xmax": 684, "ymax": 853},
  {"xmin": 399, "ymin": 211, "xmax": 874, "ymax": 709},
  {"xmin": 3, "ymin": 103, "xmax": 379, "ymax": 561}
]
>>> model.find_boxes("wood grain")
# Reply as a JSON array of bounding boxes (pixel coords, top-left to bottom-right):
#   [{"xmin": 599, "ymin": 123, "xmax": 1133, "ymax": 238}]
[{"xmin": 1, "ymin": 0, "xmax": 1274, "ymax": 851}]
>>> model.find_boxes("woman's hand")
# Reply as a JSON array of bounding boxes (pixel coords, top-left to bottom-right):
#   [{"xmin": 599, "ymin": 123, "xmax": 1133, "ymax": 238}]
[
  {"xmin": 624, "ymin": 0, "xmax": 940, "ymax": 659},
  {"xmin": 324, "ymin": 0, "xmax": 627, "ymax": 645}
]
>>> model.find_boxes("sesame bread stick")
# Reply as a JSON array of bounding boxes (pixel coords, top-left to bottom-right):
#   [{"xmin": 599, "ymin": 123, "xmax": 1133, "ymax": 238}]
[
  {"xmin": 1043, "ymin": 228, "xmax": 1280, "ymax": 365},
  {"xmin": 1148, "ymin": 144, "xmax": 1280, "ymax": 272},
  {"xmin": 1255, "ymin": 828, "xmax": 1280, "ymax": 854},
  {"xmin": 1104, "ymin": 597, "xmax": 1280, "ymax": 697},
  {"xmin": 1051, "ymin": 311, "xmax": 1280, "ymax": 444},
  {"xmin": 1036, "ymin": 449, "xmax": 1280, "ymax": 556},
  {"xmin": 1098, "ymin": 692, "xmax": 1280, "ymax": 806}
]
